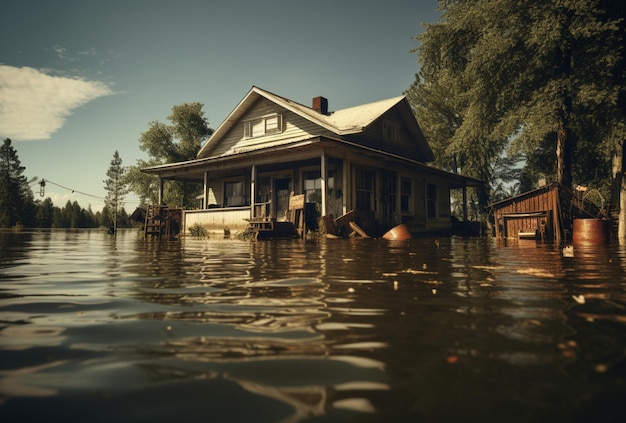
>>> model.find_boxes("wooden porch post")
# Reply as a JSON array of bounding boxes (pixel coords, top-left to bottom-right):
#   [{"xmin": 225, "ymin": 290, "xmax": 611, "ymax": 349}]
[
  {"xmin": 462, "ymin": 184, "xmax": 468, "ymax": 221},
  {"xmin": 321, "ymin": 153, "xmax": 327, "ymax": 216},
  {"xmin": 251, "ymin": 164, "xmax": 256, "ymax": 220},
  {"xmin": 158, "ymin": 177, "xmax": 164, "ymax": 205},
  {"xmin": 203, "ymin": 171, "xmax": 209, "ymax": 209},
  {"xmin": 342, "ymin": 159, "xmax": 350, "ymax": 215}
]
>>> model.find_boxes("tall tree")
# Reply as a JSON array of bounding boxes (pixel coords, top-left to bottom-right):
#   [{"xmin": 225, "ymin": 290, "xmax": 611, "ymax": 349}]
[
  {"xmin": 35, "ymin": 197, "xmax": 55, "ymax": 228},
  {"xmin": 103, "ymin": 150, "xmax": 127, "ymax": 231},
  {"xmin": 409, "ymin": 0, "xmax": 624, "ymax": 207},
  {"xmin": 0, "ymin": 138, "xmax": 34, "ymax": 227},
  {"xmin": 126, "ymin": 103, "xmax": 213, "ymax": 208}
]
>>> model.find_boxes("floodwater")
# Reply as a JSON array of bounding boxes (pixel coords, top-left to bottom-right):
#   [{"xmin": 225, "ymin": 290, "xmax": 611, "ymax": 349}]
[{"xmin": 0, "ymin": 229, "xmax": 625, "ymax": 423}]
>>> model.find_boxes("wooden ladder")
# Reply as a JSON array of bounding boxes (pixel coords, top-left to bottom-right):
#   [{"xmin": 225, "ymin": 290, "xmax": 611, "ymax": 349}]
[{"xmin": 144, "ymin": 205, "xmax": 165, "ymax": 237}]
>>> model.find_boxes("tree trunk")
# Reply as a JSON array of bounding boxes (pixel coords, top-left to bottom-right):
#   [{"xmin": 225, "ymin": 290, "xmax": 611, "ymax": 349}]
[
  {"xmin": 616, "ymin": 142, "xmax": 626, "ymax": 241},
  {"xmin": 610, "ymin": 146, "xmax": 622, "ymax": 207},
  {"xmin": 556, "ymin": 120, "xmax": 572, "ymax": 190}
]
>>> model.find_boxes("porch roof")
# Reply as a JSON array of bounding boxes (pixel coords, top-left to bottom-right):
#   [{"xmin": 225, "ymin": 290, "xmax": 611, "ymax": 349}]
[{"xmin": 142, "ymin": 136, "xmax": 483, "ymax": 189}]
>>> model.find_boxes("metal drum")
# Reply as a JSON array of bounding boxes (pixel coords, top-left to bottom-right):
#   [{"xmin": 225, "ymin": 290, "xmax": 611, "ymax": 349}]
[{"xmin": 572, "ymin": 218, "xmax": 611, "ymax": 244}]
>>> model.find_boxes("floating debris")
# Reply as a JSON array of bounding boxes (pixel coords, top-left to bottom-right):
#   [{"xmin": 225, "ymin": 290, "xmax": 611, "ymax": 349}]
[
  {"xmin": 516, "ymin": 268, "xmax": 555, "ymax": 278},
  {"xmin": 563, "ymin": 245, "xmax": 574, "ymax": 257},
  {"xmin": 572, "ymin": 294, "xmax": 586, "ymax": 304}
]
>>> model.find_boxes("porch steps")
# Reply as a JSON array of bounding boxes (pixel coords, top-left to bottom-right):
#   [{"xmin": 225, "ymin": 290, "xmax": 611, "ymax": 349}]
[{"xmin": 144, "ymin": 205, "xmax": 182, "ymax": 239}]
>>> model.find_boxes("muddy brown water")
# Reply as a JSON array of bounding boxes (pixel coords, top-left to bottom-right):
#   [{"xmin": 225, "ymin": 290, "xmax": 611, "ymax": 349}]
[{"xmin": 1, "ymin": 229, "xmax": 625, "ymax": 422}]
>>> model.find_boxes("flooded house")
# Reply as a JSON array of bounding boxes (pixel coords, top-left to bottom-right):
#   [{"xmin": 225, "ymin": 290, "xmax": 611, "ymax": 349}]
[{"xmin": 141, "ymin": 86, "xmax": 482, "ymax": 238}]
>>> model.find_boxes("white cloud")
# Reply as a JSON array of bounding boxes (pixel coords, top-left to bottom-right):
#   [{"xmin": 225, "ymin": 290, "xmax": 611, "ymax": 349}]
[{"xmin": 0, "ymin": 65, "xmax": 112, "ymax": 141}]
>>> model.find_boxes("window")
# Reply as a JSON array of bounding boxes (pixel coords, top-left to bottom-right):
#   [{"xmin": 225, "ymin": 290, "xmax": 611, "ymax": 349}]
[
  {"xmin": 303, "ymin": 170, "xmax": 321, "ymax": 204},
  {"xmin": 383, "ymin": 119, "xmax": 399, "ymax": 142},
  {"xmin": 224, "ymin": 180, "xmax": 245, "ymax": 207},
  {"xmin": 401, "ymin": 178, "xmax": 412, "ymax": 212},
  {"xmin": 427, "ymin": 183, "xmax": 437, "ymax": 218},
  {"xmin": 383, "ymin": 174, "xmax": 397, "ymax": 214},
  {"xmin": 356, "ymin": 169, "xmax": 374, "ymax": 209},
  {"xmin": 244, "ymin": 114, "xmax": 283, "ymax": 139}
]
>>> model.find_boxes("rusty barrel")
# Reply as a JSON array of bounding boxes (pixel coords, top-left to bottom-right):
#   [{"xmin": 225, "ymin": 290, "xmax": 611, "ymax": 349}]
[
  {"xmin": 572, "ymin": 218, "xmax": 611, "ymax": 244},
  {"xmin": 382, "ymin": 223, "xmax": 412, "ymax": 241}
]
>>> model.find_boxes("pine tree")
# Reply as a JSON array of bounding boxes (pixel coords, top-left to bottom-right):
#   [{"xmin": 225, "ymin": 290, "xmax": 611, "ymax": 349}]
[
  {"xmin": 0, "ymin": 138, "xmax": 34, "ymax": 228},
  {"xmin": 103, "ymin": 150, "xmax": 127, "ymax": 232}
]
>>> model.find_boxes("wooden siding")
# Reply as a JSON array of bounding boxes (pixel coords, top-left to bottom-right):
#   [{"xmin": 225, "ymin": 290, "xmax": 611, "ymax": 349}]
[
  {"xmin": 492, "ymin": 186, "xmax": 558, "ymax": 239},
  {"xmin": 359, "ymin": 108, "xmax": 424, "ymax": 162},
  {"xmin": 184, "ymin": 207, "xmax": 251, "ymax": 233},
  {"xmin": 207, "ymin": 98, "xmax": 333, "ymax": 158}
]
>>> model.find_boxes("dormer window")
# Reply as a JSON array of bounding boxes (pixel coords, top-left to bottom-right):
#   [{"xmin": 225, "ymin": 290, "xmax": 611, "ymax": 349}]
[
  {"xmin": 383, "ymin": 119, "xmax": 399, "ymax": 142},
  {"xmin": 244, "ymin": 114, "xmax": 283, "ymax": 139}
]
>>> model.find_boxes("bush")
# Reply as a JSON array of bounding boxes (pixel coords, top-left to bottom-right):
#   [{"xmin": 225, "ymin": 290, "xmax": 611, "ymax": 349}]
[{"xmin": 188, "ymin": 223, "xmax": 208, "ymax": 237}]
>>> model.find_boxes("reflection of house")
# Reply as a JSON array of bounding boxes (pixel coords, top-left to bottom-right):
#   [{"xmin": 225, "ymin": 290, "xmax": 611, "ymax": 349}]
[
  {"xmin": 142, "ymin": 86, "xmax": 482, "ymax": 236},
  {"xmin": 490, "ymin": 182, "xmax": 602, "ymax": 242}
]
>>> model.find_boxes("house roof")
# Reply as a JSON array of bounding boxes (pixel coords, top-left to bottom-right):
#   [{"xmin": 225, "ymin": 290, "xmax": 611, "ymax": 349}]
[{"xmin": 197, "ymin": 86, "xmax": 433, "ymax": 160}]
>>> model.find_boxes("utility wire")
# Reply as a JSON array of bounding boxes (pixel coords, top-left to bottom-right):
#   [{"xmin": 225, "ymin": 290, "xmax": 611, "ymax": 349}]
[
  {"xmin": 38, "ymin": 178, "xmax": 142, "ymax": 205},
  {"xmin": 41, "ymin": 179, "xmax": 104, "ymax": 200}
]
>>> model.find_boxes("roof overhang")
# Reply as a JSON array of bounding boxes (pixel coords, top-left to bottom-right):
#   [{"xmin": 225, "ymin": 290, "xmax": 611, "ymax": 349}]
[{"xmin": 142, "ymin": 136, "xmax": 483, "ymax": 188}]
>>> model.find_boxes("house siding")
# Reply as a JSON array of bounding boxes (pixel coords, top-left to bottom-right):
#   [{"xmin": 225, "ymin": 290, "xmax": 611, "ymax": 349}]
[
  {"xmin": 184, "ymin": 207, "xmax": 251, "ymax": 233},
  {"xmin": 208, "ymin": 98, "xmax": 333, "ymax": 157},
  {"xmin": 359, "ymin": 109, "xmax": 424, "ymax": 162}
]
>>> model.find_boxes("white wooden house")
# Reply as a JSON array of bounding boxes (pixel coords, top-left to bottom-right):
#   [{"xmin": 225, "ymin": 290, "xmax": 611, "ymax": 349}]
[{"xmin": 141, "ymin": 86, "xmax": 482, "ymax": 236}]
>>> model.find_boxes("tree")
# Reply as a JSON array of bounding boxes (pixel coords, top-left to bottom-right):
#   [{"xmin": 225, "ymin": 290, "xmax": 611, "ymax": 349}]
[
  {"xmin": 125, "ymin": 103, "xmax": 213, "ymax": 208},
  {"xmin": 103, "ymin": 150, "xmax": 127, "ymax": 231},
  {"xmin": 408, "ymin": 0, "xmax": 625, "ymax": 226},
  {"xmin": 0, "ymin": 138, "xmax": 35, "ymax": 227},
  {"xmin": 35, "ymin": 197, "xmax": 55, "ymax": 228}
]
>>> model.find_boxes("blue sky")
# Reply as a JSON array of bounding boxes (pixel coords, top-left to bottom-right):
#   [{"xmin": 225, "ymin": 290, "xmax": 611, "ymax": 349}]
[{"xmin": 1, "ymin": 0, "xmax": 440, "ymax": 211}]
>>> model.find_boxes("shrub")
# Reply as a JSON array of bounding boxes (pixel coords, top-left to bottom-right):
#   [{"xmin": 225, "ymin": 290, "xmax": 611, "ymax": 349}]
[{"xmin": 188, "ymin": 223, "xmax": 208, "ymax": 237}]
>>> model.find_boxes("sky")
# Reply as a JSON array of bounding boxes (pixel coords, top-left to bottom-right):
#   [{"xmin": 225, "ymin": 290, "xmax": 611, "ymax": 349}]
[{"xmin": 0, "ymin": 0, "xmax": 440, "ymax": 211}]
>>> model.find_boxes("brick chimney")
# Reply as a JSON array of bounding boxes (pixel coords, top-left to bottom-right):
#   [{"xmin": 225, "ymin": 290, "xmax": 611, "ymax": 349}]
[{"xmin": 312, "ymin": 96, "xmax": 328, "ymax": 115}]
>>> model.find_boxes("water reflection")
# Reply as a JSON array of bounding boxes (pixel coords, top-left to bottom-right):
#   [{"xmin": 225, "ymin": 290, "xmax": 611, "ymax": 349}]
[{"xmin": 0, "ymin": 230, "xmax": 625, "ymax": 421}]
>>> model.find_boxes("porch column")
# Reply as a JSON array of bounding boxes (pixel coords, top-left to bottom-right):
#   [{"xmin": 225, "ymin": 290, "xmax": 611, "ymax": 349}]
[
  {"xmin": 462, "ymin": 184, "xmax": 468, "ymax": 221},
  {"xmin": 158, "ymin": 177, "xmax": 164, "ymax": 205},
  {"xmin": 342, "ymin": 159, "xmax": 350, "ymax": 215},
  {"xmin": 250, "ymin": 164, "xmax": 257, "ymax": 220},
  {"xmin": 320, "ymin": 153, "xmax": 327, "ymax": 216},
  {"xmin": 203, "ymin": 171, "xmax": 210, "ymax": 210}
]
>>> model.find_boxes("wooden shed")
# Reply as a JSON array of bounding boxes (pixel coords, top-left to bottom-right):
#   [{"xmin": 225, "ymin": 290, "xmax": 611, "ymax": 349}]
[{"xmin": 490, "ymin": 183, "xmax": 601, "ymax": 243}]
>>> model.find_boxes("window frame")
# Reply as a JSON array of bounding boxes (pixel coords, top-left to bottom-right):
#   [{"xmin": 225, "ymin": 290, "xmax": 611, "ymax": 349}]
[
  {"xmin": 355, "ymin": 168, "xmax": 374, "ymax": 210},
  {"xmin": 224, "ymin": 179, "xmax": 247, "ymax": 207},
  {"xmin": 426, "ymin": 183, "xmax": 437, "ymax": 219},
  {"xmin": 400, "ymin": 177, "xmax": 412, "ymax": 213},
  {"xmin": 243, "ymin": 114, "xmax": 283, "ymax": 139},
  {"xmin": 382, "ymin": 119, "xmax": 399, "ymax": 142}
]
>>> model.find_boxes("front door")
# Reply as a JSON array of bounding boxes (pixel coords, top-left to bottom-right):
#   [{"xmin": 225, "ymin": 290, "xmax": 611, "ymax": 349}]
[{"xmin": 274, "ymin": 178, "xmax": 291, "ymax": 222}]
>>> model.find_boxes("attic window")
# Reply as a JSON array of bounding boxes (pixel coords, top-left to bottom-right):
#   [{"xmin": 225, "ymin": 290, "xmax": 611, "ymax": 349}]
[
  {"xmin": 244, "ymin": 114, "xmax": 283, "ymax": 139},
  {"xmin": 383, "ymin": 119, "xmax": 399, "ymax": 142}
]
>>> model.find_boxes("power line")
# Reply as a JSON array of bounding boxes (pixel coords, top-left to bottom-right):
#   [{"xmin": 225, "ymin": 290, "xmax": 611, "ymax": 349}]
[
  {"xmin": 40, "ymin": 178, "xmax": 104, "ymax": 200},
  {"xmin": 37, "ymin": 178, "xmax": 142, "ymax": 205}
]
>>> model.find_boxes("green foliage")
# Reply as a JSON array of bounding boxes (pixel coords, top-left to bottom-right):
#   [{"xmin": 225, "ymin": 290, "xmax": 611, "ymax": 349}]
[
  {"xmin": 0, "ymin": 139, "xmax": 136, "ymax": 229},
  {"xmin": 103, "ymin": 150, "xmax": 127, "ymax": 230},
  {"xmin": 408, "ymin": 0, "xmax": 626, "ymax": 208},
  {"xmin": 126, "ymin": 103, "xmax": 213, "ymax": 208},
  {"xmin": 188, "ymin": 222, "xmax": 208, "ymax": 237},
  {"xmin": 0, "ymin": 138, "xmax": 35, "ymax": 228}
]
